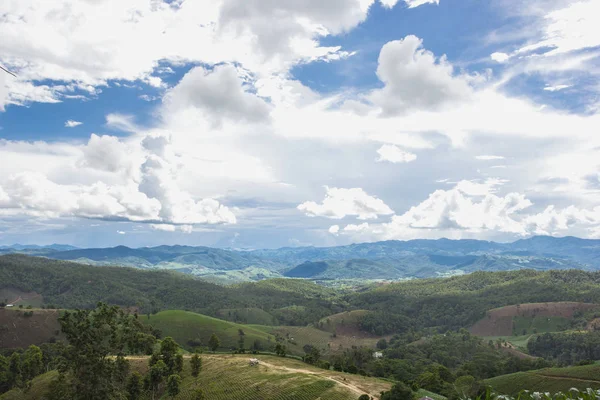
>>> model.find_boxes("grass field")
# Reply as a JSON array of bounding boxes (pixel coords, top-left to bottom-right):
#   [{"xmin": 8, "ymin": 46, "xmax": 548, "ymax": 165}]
[
  {"xmin": 318, "ymin": 310, "xmax": 372, "ymax": 335},
  {"xmin": 1, "ymin": 354, "xmax": 392, "ymax": 400},
  {"xmin": 512, "ymin": 316, "xmax": 569, "ymax": 335},
  {"xmin": 470, "ymin": 302, "xmax": 596, "ymax": 337},
  {"xmin": 0, "ymin": 308, "xmax": 63, "ymax": 349},
  {"xmin": 216, "ymin": 307, "xmax": 278, "ymax": 325},
  {"xmin": 486, "ymin": 365, "xmax": 600, "ymax": 395},
  {"xmin": 143, "ymin": 310, "xmax": 277, "ymax": 352}
]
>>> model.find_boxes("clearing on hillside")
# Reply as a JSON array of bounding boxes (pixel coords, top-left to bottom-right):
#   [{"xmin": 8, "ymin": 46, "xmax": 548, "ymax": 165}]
[
  {"xmin": 0, "ymin": 288, "xmax": 44, "ymax": 308},
  {"xmin": 485, "ymin": 364, "xmax": 600, "ymax": 395},
  {"xmin": 143, "ymin": 310, "xmax": 276, "ymax": 352},
  {"xmin": 469, "ymin": 302, "xmax": 597, "ymax": 337},
  {"xmin": 216, "ymin": 307, "xmax": 278, "ymax": 325},
  {"xmin": 1, "ymin": 354, "xmax": 392, "ymax": 400},
  {"xmin": 0, "ymin": 308, "xmax": 62, "ymax": 349},
  {"xmin": 317, "ymin": 310, "xmax": 374, "ymax": 336}
]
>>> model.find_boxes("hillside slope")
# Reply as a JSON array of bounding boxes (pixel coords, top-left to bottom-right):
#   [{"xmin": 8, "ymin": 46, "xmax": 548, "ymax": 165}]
[
  {"xmin": 486, "ymin": 365, "xmax": 600, "ymax": 395},
  {"xmin": 0, "ymin": 354, "xmax": 392, "ymax": 400}
]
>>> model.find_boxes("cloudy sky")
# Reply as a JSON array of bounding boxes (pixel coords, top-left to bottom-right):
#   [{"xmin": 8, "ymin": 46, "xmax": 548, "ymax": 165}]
[{"xmin": 1, "ymin": 0, "xmax": 600, "ymax": 249}]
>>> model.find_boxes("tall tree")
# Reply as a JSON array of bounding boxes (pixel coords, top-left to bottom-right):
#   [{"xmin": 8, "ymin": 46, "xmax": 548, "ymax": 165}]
[
  {"xmin": 208, "ymin": 334, "xmax": 220, "ymax": 352},
  {"xmin": 126, "ymin": 372, "xmax": 142, "ymax": 400},
  {"xmin": 22, "ymin": 345, "xmax": 43, "ymax": 381},
  {"xmin": 166, "ymin": 374, "xmax": 181, "ymax": 398},
  {"xmin": 191, "ymin": 352, "xmax": 202, "ymax": 377}
]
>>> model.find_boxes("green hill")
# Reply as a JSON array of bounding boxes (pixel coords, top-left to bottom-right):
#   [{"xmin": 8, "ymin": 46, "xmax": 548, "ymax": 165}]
[
  {"xmin": 0, "ymin": 354, "xmax": 392, "ymax": 400},
  {"xmin": 485, "ymin": 365, "xmax": 600, "ymax": 395},
  {"xmin": 143, "ymin": 310, "xmax": 277, "ymax": 352}
]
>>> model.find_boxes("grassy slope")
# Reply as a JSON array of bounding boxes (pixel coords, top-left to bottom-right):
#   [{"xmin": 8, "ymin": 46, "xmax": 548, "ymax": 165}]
[
  {"xmin": 486, "ymin": 365, "xmax": 600, "ymax": 395},
  {"xmin": 0, "ymin": 308, "xmax": 63, "ymax": 349},
  {"xmin": 1, "ymin": 355, "xmax": 392, "ymax": 400},
  {"xmin": 143, "ymin": 310, "xmax": 276, "ymax": 352},
  {"xmin": 216, "ymin": 307, "xmax": 278, "ymax": 325}
]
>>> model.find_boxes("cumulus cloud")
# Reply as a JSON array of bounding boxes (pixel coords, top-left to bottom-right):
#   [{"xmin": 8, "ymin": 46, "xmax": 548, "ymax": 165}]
[
  {"xmin": 370, "ymin": 35, "xmax": 473, "ymax": 114},
  {"xmin": 404, "ymin": 0, "xmax": 440, "ymax": 8},
  {"xmin": 330, "ymin": 180, "xmax": 600, "ymax": 241},
  {"xmin": 544, "ymin": 84, "xmax": 571, "ymax": 92},
  {"xmin": 65, "ymin": 120, "xmax": 82, "ymax": 128},
  {"xmin": 490, "ymin": 52, "xmax": 510, "ymax": 63},
  {"xmin": 150, "ymin": 224, "xmax": 194, "ymax": 233},
  {"xmin": 164, "ymin": 65, "xmax": 270, "ymax": 126},
  {"xmin": 0, "ymin": 134, "xmax": 236, "ymax": 227},
  {"xmin": 298, "ymin": 187, "xmax": 394, "ymax": 220},
  {"xmin": 376, "ymin": 144, "xmax": 417, "ymax": 163}
]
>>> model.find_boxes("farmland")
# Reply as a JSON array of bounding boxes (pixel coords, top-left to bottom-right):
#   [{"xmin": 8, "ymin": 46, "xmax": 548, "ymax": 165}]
[
  {"xmin": 486, "ymin": 364, "xmax": 600, "ymax": 395},
  {"xmin": 143, "ymin": 310, "xmax": 277, "ymax": 352},
  {"xmin": 0, "ymin": 354, "xmax": 392, "ymax": 400}
]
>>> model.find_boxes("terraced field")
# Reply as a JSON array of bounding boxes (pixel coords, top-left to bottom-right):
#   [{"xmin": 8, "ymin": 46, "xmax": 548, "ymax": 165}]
[
  {"xmin": 143, "ymin": 310, "xmax": 277, "ymax": 352},
  {"xmin": 0, "ymin": 354, "xmax": 392, "ymax": 400},
  {"xmin": 486, "ymin": 364, "xmax": 600, "ymax": 395}
]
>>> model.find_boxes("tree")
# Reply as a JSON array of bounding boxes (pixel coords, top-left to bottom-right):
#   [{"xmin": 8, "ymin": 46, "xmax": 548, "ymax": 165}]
[
  {"xmin": 115, "ymin": 354, "xmax": 130, "ymax": 384},
  {"xmin": 8, "ymin": 352, "xmax": 21, "ymax": 389},
  {"xmin": 166, "ymin": 374, "xmax": 181, "ymax": 398},
  {"xmin": 377, "ymin": 338, "xmax": 388, "ymax": 350},
  {"xmin": 275, "ymin": 343, "xmax": 286, "ymax": 357},
  {"xmin": 359, "ymin": 395, "xmax": 370, "ymax": 400},
  {"xmin": 126, "ymin": 372, "xmax": 142, "ymax": 400},
  {"xmin": 58, "ymin": 302, "xmax": 154, "ymax": 400},
  {"xmin": 191, "ymin": 353, "xmax": 202, "ymax": 377},
  {"xmin": 160, "ymin": 337, "xmax": 180, "ymax": 374},
  {"xmin": 145, "ymin": 360, "xmax": 167, "ymax": 399},
  {"xmin": 0, "ymin": 355, "xmax": 10, "ymax": 393},
  {"xmin": 381, "ymin": 382, "xmax": 413, "ymax": 400},
  {"xmin": 22, "ymin": 345, "xmax": 43, "ymax": 381},
  {"xmin": 208, "ymin": 334, "xmax": 220, "ymax": 352},
  {"xmin": 46, "ymin": 373, "xmax": 72, "ymax": 400},
  {"xmin": 193, "ymin": 388, "xmax": 206, "ymax": 400}
]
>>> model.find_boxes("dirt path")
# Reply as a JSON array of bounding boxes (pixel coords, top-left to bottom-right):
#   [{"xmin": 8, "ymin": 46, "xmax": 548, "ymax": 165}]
[{"xmin": 258, "ymin": 360, "xmax": 375, "ymax": 399}]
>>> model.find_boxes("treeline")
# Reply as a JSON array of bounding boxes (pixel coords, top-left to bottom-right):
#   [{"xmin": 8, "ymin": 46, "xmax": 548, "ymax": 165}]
[
  {"xmin": 0, "ymin": 255, "xmax": 342, "ymax": 325},
  {"xmin": 350, "ymin": 269, "xmax": 600, "ymax": 331},
  {"xmin": 527, "ymin": 331, "xmax": 600, "ymax": 365},
  {"xmin": 356, "ymin": 330, "xmax": 551, "ymax": 399}
]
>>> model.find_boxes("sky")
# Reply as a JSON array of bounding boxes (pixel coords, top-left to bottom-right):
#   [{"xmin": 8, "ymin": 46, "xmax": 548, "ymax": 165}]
[{"xmin": 1, "ymin": 0, "xmax": 600, "ymax": 249}]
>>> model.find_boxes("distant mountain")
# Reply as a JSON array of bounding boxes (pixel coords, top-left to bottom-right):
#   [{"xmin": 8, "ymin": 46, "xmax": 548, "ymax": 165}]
[
  {"xmin": 0, "ymin": 243, "xmax": 78, "ymax": 251},
  {"xmin": 2, "ymin": 236, "xmax": 600, "ymax": 282}
]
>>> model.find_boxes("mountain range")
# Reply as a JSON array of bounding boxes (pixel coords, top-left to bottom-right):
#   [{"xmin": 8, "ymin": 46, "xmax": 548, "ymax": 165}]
[{"xmin": 1, "ymin": 236, "xmax": 599, "ymax": 283}]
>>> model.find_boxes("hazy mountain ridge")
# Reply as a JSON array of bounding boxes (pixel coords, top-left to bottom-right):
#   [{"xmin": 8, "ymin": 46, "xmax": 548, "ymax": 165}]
[{"xmin": 0, "ymin": 236, "xmax": 598, "ymax": 281}]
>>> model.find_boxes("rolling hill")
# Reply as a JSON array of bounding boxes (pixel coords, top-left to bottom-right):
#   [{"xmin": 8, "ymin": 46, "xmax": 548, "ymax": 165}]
[
  {"xmin": 0, "ymin": 354, "xmax": 393, "ymax": 400},
  {"xmin": 486, "ymin": 364, "xmax": 600, "ymax": 395},
  {"xmin": 143, "ymin": 310, "xmax": 277, "ymax": 352},
  {"xmin": 2, "ymin": 236, "xmax": 600, "ymax": 281}
]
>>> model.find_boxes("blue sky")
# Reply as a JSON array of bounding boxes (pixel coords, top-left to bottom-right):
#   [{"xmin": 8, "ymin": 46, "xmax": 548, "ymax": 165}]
[{"xmin": 1, "ymin": 0, "xmax": 600, "ymax": 249}]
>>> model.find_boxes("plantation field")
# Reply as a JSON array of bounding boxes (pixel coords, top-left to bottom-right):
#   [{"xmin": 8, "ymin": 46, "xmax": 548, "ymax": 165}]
[
  {"xmin": 1, "ymin": 354, "xmax": 392, "ymax": 400},
  {"xmin": 512, "ymin": 315, "xmax": 569, "ymax": 335},
  {"xmin": 256, "ymin": 325, "xmax": 384, "ymax": 356},
  {"xmin": 0, "ymin": 308, "xmax": 63, "ymax": 349},
  {"xmin": 470, "ymin": 302, "xmax": 597, "ymax": 337},
  {"xmin": 143, "ymin": 310, "xmax": 276, "ymax": 352},
  {"xmin": 318, "ymin": 310, "xmax": 372, "ymax": 335},
  {"xmin": 486, "ymin": 365, "xmax": 600, "ymax": 395}
]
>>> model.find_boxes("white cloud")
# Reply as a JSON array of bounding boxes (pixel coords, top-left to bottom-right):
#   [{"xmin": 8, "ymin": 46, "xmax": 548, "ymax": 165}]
[
  {"xmin": 117, "ymin": 231, "xmax": 126, "ymax": 235},
  {"xmin": 543, "ymin": 84, "xmax": 571, "ymax": 92},
  {"xmin": 517, "ymin": 1, "xmax": 600, "ymax": 57},
  {"xmin": 490, "ymin": 52, "xmax": 510, "ymax": 63},
  {"xmin": 163, "ymin": 65, "xmax": 270, "ymax": 126},
  {"xmin": 475, "ymin": 155, "xmax": 505, "ymax": 161},
  {"xmin": 404, "ymin": 0, "xmax": 439, "ymax": 8},
  {"xmin": 64, "ymin": 120, "xmax": 82, "ymax": 128},
  {"xmin": 78, "ymin": 134, "xmax": 137, "ymax": 176},
  {"xmin": 376, "ymin": 144, "xmax": 417, "ymax": 163},
  {"xmin": 298, "ymin": 187, "xmax": 394, "ymax": 220},
  {"xmin": 105, "ymin": 113, "xmax": 139, "ymax": 133},
  {"xmin": 370, "ymin": 35, "xmax": 473, "ymax": 114},
  {"xmin": 328, "ymin": 224, "xmax": 340, "ymax": 235},
  {"xmin": 150, "ymin": 224, "xmax": 194, "ymax": 233},
  {"xmin": 332, "ymin": 180, "xmax": 600, "ymax": 241}
]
